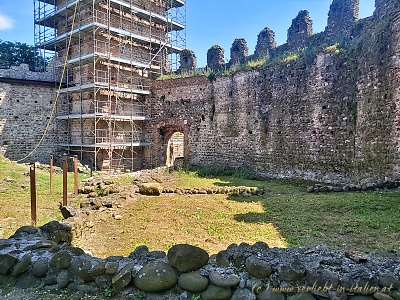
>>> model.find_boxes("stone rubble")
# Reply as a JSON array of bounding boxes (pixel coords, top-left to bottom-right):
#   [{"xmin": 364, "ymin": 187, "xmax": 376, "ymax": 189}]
[{"xmin": 0, "ymin": 221, "xmax": 399, "ymax": 299}]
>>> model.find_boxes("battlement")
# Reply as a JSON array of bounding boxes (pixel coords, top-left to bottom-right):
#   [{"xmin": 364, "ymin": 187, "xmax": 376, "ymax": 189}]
[
  {"xmin": 326, "ymin": 0, "xmax": 359, "ymax": 40},
  {"xmin": 287, "ymin": 10, "xmax": 313, "ymax": 49},
  {"xmin": 199, "ymin": 0, "xmax": 399, "ymax": 70}
]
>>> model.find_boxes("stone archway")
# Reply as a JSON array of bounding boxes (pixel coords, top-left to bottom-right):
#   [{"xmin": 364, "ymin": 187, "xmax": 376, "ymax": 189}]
[
  {"xmin": 154, "ymin": 122, "xmax": 190, "ymax": 168},
  {"xmin": 166, "ymin": 132, "xmax": 184, "ymax": 167}
]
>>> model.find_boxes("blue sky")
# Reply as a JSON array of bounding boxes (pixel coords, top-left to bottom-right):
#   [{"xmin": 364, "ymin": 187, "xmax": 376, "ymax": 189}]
[{"xmin": 0, "ymin": 0, "xmax": 375, "ymax": 67}]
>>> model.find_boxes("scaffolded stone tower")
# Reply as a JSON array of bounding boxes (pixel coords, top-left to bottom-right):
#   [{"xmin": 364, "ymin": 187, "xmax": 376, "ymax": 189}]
[{"xmin": 34, "ymin": 0, "xmax": 186, "ymax": 171}]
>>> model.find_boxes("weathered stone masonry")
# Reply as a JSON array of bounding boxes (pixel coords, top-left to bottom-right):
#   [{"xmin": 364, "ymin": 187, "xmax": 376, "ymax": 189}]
[
  {"xmin": 151, "ymin": 3, "xmax": 400, "ymax": 184},
  {"xmin": 1, "ymin": 0, "xmax": 399, "ymax": 184},
  {"xmin": 0, "ymin": 64, "xmax": 59, "ymax": 162},
  {"xmin": 1, "ymin": 221, "xmax": 400, "ymax": 300}
]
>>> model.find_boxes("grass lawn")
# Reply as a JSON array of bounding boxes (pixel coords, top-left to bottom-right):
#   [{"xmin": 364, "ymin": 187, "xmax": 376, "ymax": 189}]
[
  {"xmin": 1, "ymin": 156, "xmax": 399, "ymax": 256},
  {"xmin": 168, "ymin": 168, "xmax": 400, "ymax": 253},
  {"xmin": 0, "ymin": 156, "xmax": 88, "ymax": 238}
]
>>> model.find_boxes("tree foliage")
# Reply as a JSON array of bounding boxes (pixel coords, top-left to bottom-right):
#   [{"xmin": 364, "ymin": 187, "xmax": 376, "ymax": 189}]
[{"xmin": 0, "ymin": 40, "xmax": 45, "ymax": 71}]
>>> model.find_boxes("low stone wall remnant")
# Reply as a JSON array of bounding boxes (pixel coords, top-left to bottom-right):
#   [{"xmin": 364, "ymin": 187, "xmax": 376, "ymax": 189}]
[{"xmin": 0, "ymin": 221, "xmax": 399, "ymax": 299}]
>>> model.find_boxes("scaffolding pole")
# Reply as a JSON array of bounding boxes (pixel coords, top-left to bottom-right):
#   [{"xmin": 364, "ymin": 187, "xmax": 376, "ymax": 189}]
[{"xmin": 34, "ymin": 0, "xmax": 186, "ymax": 172}]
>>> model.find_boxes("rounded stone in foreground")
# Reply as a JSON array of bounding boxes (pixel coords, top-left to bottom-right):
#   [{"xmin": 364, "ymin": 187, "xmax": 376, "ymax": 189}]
[
  {"xmin": 209, "ymin": 271, "xmax": 240, "ymax": 287},
  {"xmin": 134, "ymin": 261, "xmax": 177, "ymax": 292},
  {"xmin": 56, "ymin": 269, "xmax": 71, "ymax": 289},
  {"xmin": 70, "ymin": 257, "xmax": 93, "ymax": 282},
  {"xmin": 0, "ymin": 254, "xmax": 18, "ymax": 275},
  {"xmin": 105, "ymin": 261, "xmax": 119, "ymax": 275},
  {"xmin": 257, "ymin": 289, "xmax": 285, "ymax": 300},
  {"xmin": 379, "ymin": 273, "xmax": 400, "ymax": 290},
  {"xmin": 373, "ymin": 292, "xmax": 395, "ymax": 300},
  {"xmin": 49, "ymin": 251, "xmax": 72, "ymax": 269},
  {"xmin": 167, "ymin": 244, "xmax": 209, "ymax": 272},
  {"xmin": 306, "ymin": 186, "xmax": 314, "ymax": 193},
  {"xmin": 245, "ymin": 255, "xmax": 272, "ymax": 278},
  {"xmin": 178, "ymin": 270, "xmax": 209, "ymax": 292},
  {"xmin": 11, "ymin": 254, "xmax": 32, "ymax": 277},
  {"xmin": 112, "ymin": 264, "xmax": 132, "ymax": 291},
  {"xmin": 202, "ymin": 284, "xmax": 231, "ymax": 300},
  {"xmin": 232, "ymin": 288, "xmax": 256, "ymax": 300},
  {"xmin": 392, "ymin": 291, "xmax": 400, "ymax": 300},
  {"xmin": 32, "ymin": 259, "xmax": 49, "ymax": 278},
  {"xmin": 278, "ymin": 261, "xmax": 305, "ymax": 281}
]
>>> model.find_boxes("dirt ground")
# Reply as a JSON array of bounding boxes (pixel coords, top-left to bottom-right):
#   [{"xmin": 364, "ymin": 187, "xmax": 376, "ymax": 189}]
[{"xmin": 65, "ymin": 171, "xmax": 286, "ymax": 258}]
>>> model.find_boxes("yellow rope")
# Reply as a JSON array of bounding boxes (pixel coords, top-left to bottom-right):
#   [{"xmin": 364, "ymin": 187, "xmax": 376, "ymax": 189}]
[{"xmin": 17, "ymin": 1, "xmax": 79, "ymax": 163}]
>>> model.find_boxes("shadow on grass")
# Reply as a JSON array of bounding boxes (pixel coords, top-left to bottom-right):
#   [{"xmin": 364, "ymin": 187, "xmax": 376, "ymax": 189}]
[
  {"xmin": 234, "ymin": 211, "xmax": 269, "ymax": 223},
  {"xmin": 176, "ymin": 166, "xmax": 400, "ymax": 253},
  {"xmin": 227, "ymin": 189, "xmax": 400, "ymax": 253}
]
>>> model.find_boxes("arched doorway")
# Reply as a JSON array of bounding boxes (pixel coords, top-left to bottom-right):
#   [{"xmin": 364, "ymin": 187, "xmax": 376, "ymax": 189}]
[{"xmin": 166, "ymin": 131, "xmax": 184, "ymax": 167}]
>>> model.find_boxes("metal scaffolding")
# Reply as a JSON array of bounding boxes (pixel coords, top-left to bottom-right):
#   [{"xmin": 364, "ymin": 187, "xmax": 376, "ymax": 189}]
[{"xmin": 34, "ymin": 0, "xmax": 186, "ymax": 171}]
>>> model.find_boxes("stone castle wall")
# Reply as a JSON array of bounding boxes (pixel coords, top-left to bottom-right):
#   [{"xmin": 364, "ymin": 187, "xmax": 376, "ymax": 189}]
[
  {"xmin": 0, "ymin": 63, "xmax": 60, "ymax": 83},
  {"xmin": 151, "ymin": 3, "xmax": 400, "ymax": 184},
  {"xmin": 0, "ymin": 78, "xmax": 58, "ymax": 163},
  {"xmin": 1, "ymin": 0, "xmax": 399, "ymax": 182},
  {"xmin": 0, "ymin": 61, "xmax": 62, "ymax": 163}
]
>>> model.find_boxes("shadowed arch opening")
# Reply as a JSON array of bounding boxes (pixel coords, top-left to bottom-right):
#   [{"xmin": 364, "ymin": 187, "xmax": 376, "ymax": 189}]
[
  {"xmin": 166, "ymin": 131, "xmax": 184, "ymax": 167},
  {"xmin": 157, "ymin": 123, "xmax": 189, "ymax": 169}
]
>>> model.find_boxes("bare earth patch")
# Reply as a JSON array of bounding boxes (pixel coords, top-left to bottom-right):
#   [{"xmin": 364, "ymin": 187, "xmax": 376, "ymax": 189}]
[{"xmin": 69, "ymin": 191, "xmax": 287, "ymax": 258}]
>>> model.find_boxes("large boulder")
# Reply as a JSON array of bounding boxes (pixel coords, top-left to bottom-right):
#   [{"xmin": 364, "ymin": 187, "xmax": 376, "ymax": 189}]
[
  {"xmin": 209, "ymin": 272, "xmax": 240, "ymax": 287},
  {"xmin": 245, "ymin": 256, "xmax": 272, "ymax": 278},
  {"xmin": 70, "ymin": 257, "xmax": 93, "ymax": 282},
  {"xmin": 0, "ymin": 254, "xmax": 18, "ymax": 275},
  {"xmin": 278, "ymin": 261, "xmax": 306, "ymax": 281},
  {"xmin": 202, "ymin": 284, "xmax": 231, "ymax": 300},
  {"xmin": 40, "ymin": 221, "xmax": 72, "ymax": 244},
  {"xmin": 112, "ymin": 264, "xmax": 132, "ymax": 291},
  {"xmin": 11, "ymin": 254, "xmax": 32, "ymax": 276},
  {"xmin": 56, "ymin": 269, "xmax": 71, "ymax": 289},
  {"xmin": 49, "ymin": 250, "xmax": 72, "ymax": 269},
  {"xmin": 178, "ymin": 270, "xmax": 209, "ymax": 292},
  {"xmin": 167, "ymin": 244, "xmax": 209, "ymax": 272},
  {"xmin": 138, "ymin": 183, "xmax": 163, "ymax": 196},
  {"xmin": 133, "ymin": 261, "xmax": 177, "ymax": 292},
  {"xmin": 32, "ymin": 258, "xmax": 49, "ymax": 278}
]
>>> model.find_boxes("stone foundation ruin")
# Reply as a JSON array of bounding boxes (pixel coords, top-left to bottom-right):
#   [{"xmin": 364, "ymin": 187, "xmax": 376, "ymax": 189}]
[{"xmin": 0, "ymin": 221, "xmax": 399, "ymax": 299}]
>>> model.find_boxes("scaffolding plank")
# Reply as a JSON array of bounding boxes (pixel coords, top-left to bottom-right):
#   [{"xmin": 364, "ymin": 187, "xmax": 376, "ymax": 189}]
[
  {"xmin": 37, "ymin": 22, "xmax": 183, "ymax": 53},
  {"xmin": 36, "ymin": 0, "xmax": 184, "ymax": 31},
  {"xmin": 109, "ymin": 0, "xmax": 184, "ymax": 31},
  {"xmin": 60, "ymin": 142, "xmax": 152, "ymax": 148},
  {"xmin": 56, "ymin": 114, "xmax": 151, "ymax": 120},
  {"xmin": 66, "ymin": 53, "xmax": 160, "ymax": 70},
  {"xmin": 59, "ymin": 83, "xmax": 151, "ymax": 95},
  {"xmin": 34, "ymin": 0, "xmax": 78, "ymax": 27}
]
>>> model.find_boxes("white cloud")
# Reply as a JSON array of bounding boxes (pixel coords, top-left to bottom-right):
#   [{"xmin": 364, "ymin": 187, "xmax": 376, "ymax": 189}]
[{"xmin": 0, "ymin": 12, "xmax": 14, "ymax": 31}]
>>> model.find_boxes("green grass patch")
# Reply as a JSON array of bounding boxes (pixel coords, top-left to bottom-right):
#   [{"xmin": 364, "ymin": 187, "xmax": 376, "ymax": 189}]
[
  {"xmin": 0, "ymin": 156, "xmax": 89, "ymax": 238},
  {"xmin": 1, "ymin": 156, "xmax": 399, "ymax": 256},
  {"xmin": 172, "ymin": 166, "xmax": 400, "ymax": 254}
]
